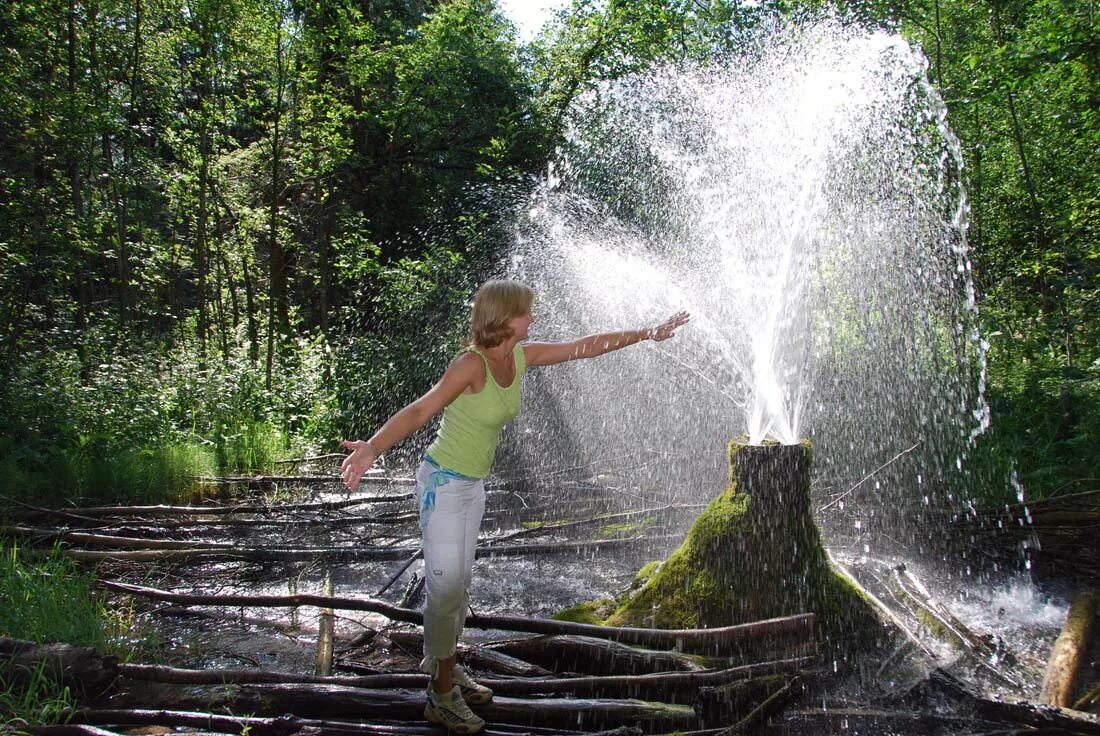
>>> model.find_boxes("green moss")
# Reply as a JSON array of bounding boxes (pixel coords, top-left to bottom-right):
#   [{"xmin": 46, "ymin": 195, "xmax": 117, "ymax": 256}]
[
  {"xmin": 633, "ymin": 560, "xmax": 662, "ymax": 585},
  {"xmin": 553, "ymin": 598, "xmax": 618, "ymax": 624},
  {"xmin": 600, "ymin": 516, "xmax": 655, "ymax": 537}
]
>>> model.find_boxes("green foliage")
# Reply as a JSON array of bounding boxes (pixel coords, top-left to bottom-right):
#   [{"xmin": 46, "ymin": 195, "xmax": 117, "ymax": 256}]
[{"xmin": 328, "ymin": 245, "xmax": 475, "ymax": 457}]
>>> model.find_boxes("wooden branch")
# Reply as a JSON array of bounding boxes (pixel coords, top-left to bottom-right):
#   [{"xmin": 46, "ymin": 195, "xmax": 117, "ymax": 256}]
[
  {"xmin": 230, "ymin": 684, "xmax": 700, "ymax": 731},
  {"xmin": 481, "ymin": 504, "xmax": 702, "ymax": 547},
  {"xmin": 118, "ymin": 662, "xmax": 427, "ymax": 688},
  {"xmin": 721, "ymin": 674, "xmax": 801, "ymax": 735},
  {"xmin": 475, "ymin": 633, "xmax": 707, "ymax": 676},
  {"xmin": 927, "ymin": 668, "xmax": 1100, "ymax": 734},
  {"xmin": 117, "ymin": 655, "xmax": 815, "ymax": 702},
  {"xmin": 1040, "ymin": 591, "xmax": 1096, "ymax": 707},
  {"xmin": 892, "ymin": 565, "xmax": 1021, "ymax": 688},
  {"xmin": 818, "ymin": 442, "xmax": 921, "ymax": 512},
  {"xmin": 46, "ymin": 494, "xmax": 413, "ymax": 519},
  {"xmin": 825, "ymin": 551, "xmax": 938, "ymax": 661},
  {"xmin": 61, "ymin": 535, "xmax": 676, "ymax": 563},
  {"xmin": 25, "ymin": 727, "xmax": 129, "ymax": 736},
  {"xmin": 1075, "ymin": 679, "xmax": 1100, "ymax": 712},
  {"xmin": 73, "ymin": 708, "xmax": 643, "ymax": 736},
  {"xmin": 100, "ymin": 580, "xmax": 816, "ymax": 654}
]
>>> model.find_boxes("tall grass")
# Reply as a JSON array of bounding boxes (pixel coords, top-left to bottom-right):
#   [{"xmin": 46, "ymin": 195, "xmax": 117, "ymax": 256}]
[
  {"xmin": 0, "ymin": 440, "xmax": 216, "ymax": 508},
  {"xmin": 0, "ymin": 541, "xmax": 108, "ymax": 648},
  {"xmin": 0, "ymin": 659, "xmax": 75, "ymax": 730},
  {"xmin": 0, "ymin": 540, "xmax": 142, "ymax": 727}
]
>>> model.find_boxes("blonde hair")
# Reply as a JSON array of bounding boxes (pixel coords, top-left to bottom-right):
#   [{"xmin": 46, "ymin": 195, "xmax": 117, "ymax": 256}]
[{"xmin": 469, "ymin": 279, "xmax": 534, "ymax": 348}]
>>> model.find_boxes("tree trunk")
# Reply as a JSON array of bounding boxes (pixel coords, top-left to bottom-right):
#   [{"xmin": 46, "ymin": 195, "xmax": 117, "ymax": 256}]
[
  {"xmin": 265, "ymin": 8, "xmax": 289, "ymax": 391},
  {"xmin": 1040, "ymin": 591, "xmax": 1096, "ymax": 708},
  {"xmin": 0, "ymin": 637, "xmax": 118, "ymax": 696}
]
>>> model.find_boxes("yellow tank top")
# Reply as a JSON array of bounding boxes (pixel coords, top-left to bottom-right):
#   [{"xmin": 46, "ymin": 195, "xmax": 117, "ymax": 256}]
[{"xmin": 426, "ymin": 343, "xmax": 525, "ymax": 478}]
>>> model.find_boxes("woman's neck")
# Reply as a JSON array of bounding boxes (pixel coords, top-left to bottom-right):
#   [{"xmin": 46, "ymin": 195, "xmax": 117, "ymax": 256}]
[{"xmin": 480, "ymin": 340, "xmax": 515, "ymax": 362}]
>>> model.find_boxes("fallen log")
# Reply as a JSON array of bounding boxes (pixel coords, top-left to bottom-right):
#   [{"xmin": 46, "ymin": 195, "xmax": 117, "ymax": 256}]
[
  {"xmin": 118, "ymin": 662, "xmax": 426, "ymax": 688},
  {"xmin": 391, "ymin": 630, "xmax": 707, "ymax": 675},
  {"xmin": 116, "ymin": 655, "xmax": 816, "ymax": 701},
  {"xmin": 776, "ymin": 708, "xmax": 1003, "ymax": 735},
  {"xmin": 25, "ymin": 727, "xmax": 129, "ymax": 736},
  {"xmin": 62, "ymin": 534, "xmax": 676, "ymax": 563},
  {"xmin": 102, "ymin": 580, "xmax": 818, "ymax": 655},
  {"xmin": 45, "ymin": 495, "xmax": 414, "ymax": 519},
  {"xmin": 926, "ymin": 667, "xmax": 1100, "ymax": 735},
  {"xmin": 483, "ymin": 657, "xmax": 816, "ymax": 699},
  {"xmin": 1040, "ymin": 591, "xmax": 1096, "ymax": 708},
  {"xmin": 72, "ymin": 708, "xmax": 633, "ymax": 736},
  {"xmin": 825, "ymin": 551, "xmax": 937, "ymax": 661},
  {"xmin": 0, "ymin": 637, "xmax": 118, "ymax": 695},
  {"xmin": 234, "ymin": 684, "xmax": 700, "ymax": 731},
  {"xmin": 481, "ymin": 504, "xmax": 703, "ymax": 547}
]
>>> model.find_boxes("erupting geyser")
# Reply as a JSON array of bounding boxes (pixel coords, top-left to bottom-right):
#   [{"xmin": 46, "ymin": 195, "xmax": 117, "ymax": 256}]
[{"xmin": 506, "ymin": 21, "xmax": 988, "ymax": 556}]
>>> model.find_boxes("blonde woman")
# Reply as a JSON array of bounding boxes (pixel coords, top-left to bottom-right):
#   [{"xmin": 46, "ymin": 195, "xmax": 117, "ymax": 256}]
[{"xmin": 341, "ymin": 279, "xmax": 689, "ymax": 733}]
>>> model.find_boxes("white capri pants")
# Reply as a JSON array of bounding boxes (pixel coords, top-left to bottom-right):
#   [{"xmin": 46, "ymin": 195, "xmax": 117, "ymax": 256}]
[{"xmin": 415, "ymin": 458, "xmax": 486, "ymax": 660}]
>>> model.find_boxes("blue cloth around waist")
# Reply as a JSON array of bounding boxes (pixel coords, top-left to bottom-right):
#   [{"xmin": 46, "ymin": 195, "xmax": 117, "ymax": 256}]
[{"xmin": 418, "ymin": 454, "xmax": 482, "ymax": 530}]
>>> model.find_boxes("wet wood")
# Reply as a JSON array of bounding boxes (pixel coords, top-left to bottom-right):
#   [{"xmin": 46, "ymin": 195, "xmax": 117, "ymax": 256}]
[
  {"xmin": 409, "ymin": 631, "xmax": 707, "ymax": 675},
  {"xmin": 1040, "ymin": 591, "xmax": 1096, "ymax": 708},
  {"xmin": 72, "ymin": 708, "xmax": 644, "ymax": 736},
  {"xmin": 102, "ymin": 579, "xmax": 817, "ymax": 655},
  {"xmin": 315, "ymin": 572, "xmax": 335, "ymax": 676},
  {"xmin": 24, "ymin": 727, "xmax": 130, "ymax": 736},
  {"xmin": 927, "ymin": 667, "xmax": 1100, "ymax": 734},
  {"xmin": 892, "ymin": 565, "xmax": 1020, "ymax": 688},
  {"xmin": 825, "ymin": 551, "xmax": 938, "ymax": 660},
  {"xmin": 0, "ymin": 637, "xmax": 118, "ymax": 695},
  {"xmin": 233, "ymin": 684, "xmax": 699, "ymax": 731},
  {"xmin": 719, "ymin": 674, "xmax": 801, "ymax": 735},
  {"xmin": 58, "ymin": 535, "xmax": 673, "ymax": 563},
  {"xmin": 32, "ymin": 494, "xmax": 413, "ymax": 519},
  {"xmin": 481, "ymin": 504, "xmax": 704, "ymax": 547},
  {"xmin": 1076, "ymin": 680, "xmax": 1100, "ymax": 712},
  {"xmin": 116, "ymin": 656, "xmax": 815, "ymax": 700}
]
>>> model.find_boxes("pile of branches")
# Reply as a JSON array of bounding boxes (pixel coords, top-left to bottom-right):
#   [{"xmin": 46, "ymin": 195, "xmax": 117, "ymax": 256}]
[{"xmin": 960, "ymin": 488, "xmax": 1100, "ymax": 584}]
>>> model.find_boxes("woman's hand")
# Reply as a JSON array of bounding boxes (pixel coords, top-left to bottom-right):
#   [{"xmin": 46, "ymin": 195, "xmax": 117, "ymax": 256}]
[
  {"xmin": 340, "ymin": 439, "xmax": 378, "ymax": 491},
  {"xmin": 649, "ymin": 311, "xmax": 691, "ymax": 341}
]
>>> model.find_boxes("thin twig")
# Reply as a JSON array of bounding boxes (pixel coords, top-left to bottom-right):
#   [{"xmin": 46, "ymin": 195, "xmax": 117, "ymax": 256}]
[{"xmin": 818, "ymin": 442, "xmax": 922, "ymax": 513}]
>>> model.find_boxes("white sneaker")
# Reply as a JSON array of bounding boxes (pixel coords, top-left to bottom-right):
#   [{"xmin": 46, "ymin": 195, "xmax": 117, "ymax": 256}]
[
  {"xmin": 424, "ymin": 685, "xmax": 485, "ymax": 734},
  {"xmin": 452, "ymin": 663, "xmax": 493, "ymax": 705}
]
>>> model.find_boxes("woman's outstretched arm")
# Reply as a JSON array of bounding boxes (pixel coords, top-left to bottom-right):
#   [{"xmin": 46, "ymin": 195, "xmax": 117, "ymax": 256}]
[
  {"xmin": 524, "ymin": 311, "xmax": 690, "ymax": 368},
  {"xmin": 340, "ymin": 353, "xmax": 481, "ymax": 490}
]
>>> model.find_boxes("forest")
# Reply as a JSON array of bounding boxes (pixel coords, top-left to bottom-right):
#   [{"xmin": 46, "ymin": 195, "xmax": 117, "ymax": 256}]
[
  {"xmin": 1, "ymin": 0, "xmax": 1098, "ymax": 729},
  {"xmin": 0, "ymin": 0, "xmax": 1096, "ymax": 506}
]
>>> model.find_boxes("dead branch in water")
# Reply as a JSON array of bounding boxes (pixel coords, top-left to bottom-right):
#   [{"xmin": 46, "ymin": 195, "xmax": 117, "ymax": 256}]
[
  {"xmin": 99, "ymin": 580, "xmax": 816, "ymax": 655},
  {"xmin": 71, "ymin": 708, "xmax": 643, "ymax": 736},
  {"xmin": 54, "ymin": 533, "xmax": 674, "ymax": 564},
  {"xmin": 892, "ymin": 565, "xmax": 1021, "ymax": 689}
]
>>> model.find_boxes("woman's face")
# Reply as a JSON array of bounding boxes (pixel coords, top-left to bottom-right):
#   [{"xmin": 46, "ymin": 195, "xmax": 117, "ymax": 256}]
[{"xmin": 508, "ymin": 310, "xmax": 534, "ymax": 341}]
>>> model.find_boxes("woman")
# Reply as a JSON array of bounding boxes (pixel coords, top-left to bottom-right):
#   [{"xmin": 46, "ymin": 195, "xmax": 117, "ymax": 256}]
[{"xmin": 341, "ymin": 279, "xmax": 689, "ymax": 733}]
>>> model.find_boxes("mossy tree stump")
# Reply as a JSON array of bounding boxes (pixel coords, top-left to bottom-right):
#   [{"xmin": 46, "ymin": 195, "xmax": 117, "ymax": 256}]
[{"xmin": 605, "ymin": 439, "xmax": 879, "ymax": 653}]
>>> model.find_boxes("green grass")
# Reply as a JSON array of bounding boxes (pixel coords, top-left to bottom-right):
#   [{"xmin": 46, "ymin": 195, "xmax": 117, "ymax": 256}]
[
  {"xmin": 215, "ymin": 419, "xmax": 286, "ymax": 475},
  {"xmin": 0, "ymin": 440, "xmax": 216, "ymax": 507},
  {"xmin": 0, "ymin": 541, "xmax": 110, "ymax": 649},
  {"xmin": 0, "ymin": 540, "xmax": 152, "ymax": 728},
  {"xmin": 0, "ymin": 658, "xmax": 75, "ymax": 731}
]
